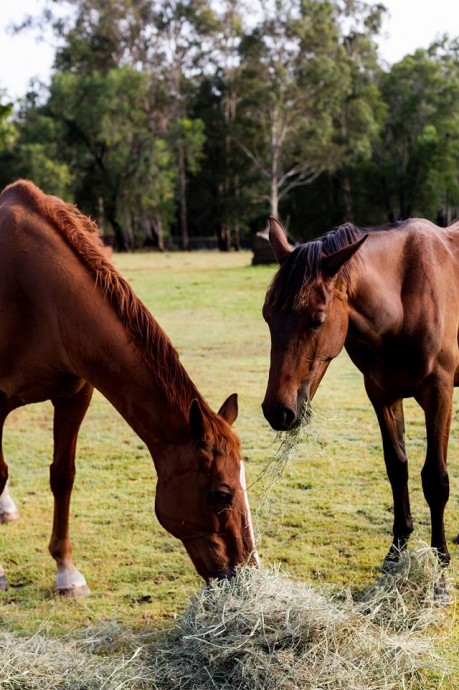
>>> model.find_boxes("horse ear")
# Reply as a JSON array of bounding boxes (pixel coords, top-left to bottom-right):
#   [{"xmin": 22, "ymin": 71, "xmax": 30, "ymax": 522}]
[
  {"xmin": 218, "ymin": 393, "xmax": 238, "ymax": 426},
  {"xmin": 321, "ymin": 234, "xmax": 368, "ymax": 278},
  {"xmin": 268, "ymin": 216, "xmax": 292, "ymax": 264},
  {"xmin": 189, "ymin": 398, "xmax": 210, "ymax": 441}
]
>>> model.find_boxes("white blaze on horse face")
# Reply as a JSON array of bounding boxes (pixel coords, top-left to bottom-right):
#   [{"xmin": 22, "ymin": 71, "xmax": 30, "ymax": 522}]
[{"xmin": 239, "ymin": 461, "xmax": 260, "ymax": 566}]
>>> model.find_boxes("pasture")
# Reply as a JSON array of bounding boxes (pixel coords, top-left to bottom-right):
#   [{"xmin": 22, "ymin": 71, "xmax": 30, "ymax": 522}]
[{"xmin": 0, "ymin": 250, "xmax": 458, "ymax": 686}]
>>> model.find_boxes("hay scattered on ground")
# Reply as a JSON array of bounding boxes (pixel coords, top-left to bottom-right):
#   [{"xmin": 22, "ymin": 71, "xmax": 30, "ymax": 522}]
[
  {"xmin": 0, "ymin": 547, "xmax": 450, "ymax": 690},
  {"xmin": 152, "ymin": 548, "xmax": 448, "ymax": 690}
]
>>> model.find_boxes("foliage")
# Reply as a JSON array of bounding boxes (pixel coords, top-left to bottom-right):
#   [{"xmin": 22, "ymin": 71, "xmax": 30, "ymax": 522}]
[
  {"xmin": 46, "ymin": 67, "xmax": 176, "ymax": 248},
  {"xmin": 0, "ymin": 94, "xmax": 16, "ymax": 149},
  {"xmin": 374, "ymin": 44, "xmax": 459, "ymax": 221},
  {"xmin": 4, "ymin": 1, "xmax": 459, "ymax": 241}
]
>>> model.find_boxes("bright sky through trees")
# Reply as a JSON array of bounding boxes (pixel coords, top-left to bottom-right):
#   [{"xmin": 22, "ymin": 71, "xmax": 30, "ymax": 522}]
[{"xmin": 1, "ymin": 0, "xmax": 459, "ymax": 99}]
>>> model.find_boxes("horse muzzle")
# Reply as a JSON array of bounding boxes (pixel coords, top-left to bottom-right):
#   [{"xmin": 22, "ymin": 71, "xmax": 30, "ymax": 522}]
[
  {"xmin": 262, "ymin": 386, "xmax": 310, "ymax": 431},
  {"xmin": 261, "ymin": 401, "xmax": 298, "ymax": 431}
]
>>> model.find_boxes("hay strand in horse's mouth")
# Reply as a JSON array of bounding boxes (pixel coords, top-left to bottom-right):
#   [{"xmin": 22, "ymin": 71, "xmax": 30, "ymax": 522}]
[{"xmin": 250, "ymin": 402, "xmax": 320, "ymax": 507}]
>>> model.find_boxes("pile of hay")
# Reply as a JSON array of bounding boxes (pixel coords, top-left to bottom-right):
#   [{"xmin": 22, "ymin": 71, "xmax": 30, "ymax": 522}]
[
  {"xmin": 152, "ymin": 547, "xmax": 447, "ymax": 690},
  {"xmin": 0, "ymin": 547, "xmax": 449, "ymax": 690}
]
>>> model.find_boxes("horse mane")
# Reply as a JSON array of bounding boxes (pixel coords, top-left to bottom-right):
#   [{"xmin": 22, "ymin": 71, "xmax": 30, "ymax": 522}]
[
  {"xmin": 266, "ymin": 220, "xmax": 406, "ymax": 312},
  {"xmin": 3, "ymin": 180, "xmax": 236, "ymax": 448}
]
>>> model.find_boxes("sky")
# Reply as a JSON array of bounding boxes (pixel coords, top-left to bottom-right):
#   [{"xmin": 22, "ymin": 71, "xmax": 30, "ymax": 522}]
[{"xmin": 1, "ymin": 0, "xmax": 459, "ymax": 100}]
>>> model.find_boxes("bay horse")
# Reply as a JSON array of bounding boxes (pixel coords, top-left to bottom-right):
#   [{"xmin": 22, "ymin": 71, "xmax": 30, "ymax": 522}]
[
  {"xmin": 0, "ymin": 180, "xmax": 257, "ymax": 596},
  {"xmin": 262, "ymin": 216, "xmax": 459, "ymax": 578}
]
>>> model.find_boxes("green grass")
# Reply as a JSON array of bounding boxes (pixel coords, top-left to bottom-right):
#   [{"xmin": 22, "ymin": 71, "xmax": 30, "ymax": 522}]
[{"xmin": 0, "ymin": 250, "xmax": 458, "ymax": 686}]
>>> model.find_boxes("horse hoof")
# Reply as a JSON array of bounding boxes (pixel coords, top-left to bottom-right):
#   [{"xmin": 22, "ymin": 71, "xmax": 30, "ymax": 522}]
[
  {"xmin": 55, "ymin": 584, "xmax": 91, "ymax": 598},
  {"xmin": 433, "ymin": 574, "xmax": 450, "ymax": 606},
  {"xmin": 434, "ymin": 586, "xmax": 450, "ymax": 606},
  {"xmin": 0, "ymin": 574, "xmax": 8, "ymax": 591},
  {"xmin": 453, "ymin": 534, "xmax": 459, "ymax": 545},
  {"xmin": 380, "ymin": 555, "xmax": 400, "ymax": 574},
  {"xmin": 0, "ymin": 510, "xmax": 20, "ymax": 524}
]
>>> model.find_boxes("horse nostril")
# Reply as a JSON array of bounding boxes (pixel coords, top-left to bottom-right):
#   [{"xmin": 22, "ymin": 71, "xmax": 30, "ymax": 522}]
[
  {"xmin": 280, "ymin": 407, "xmax": 296, "ymax": 429},
  {"xmin": 262, "ymin": 401, "xmax": 297, "ymax": 430}
]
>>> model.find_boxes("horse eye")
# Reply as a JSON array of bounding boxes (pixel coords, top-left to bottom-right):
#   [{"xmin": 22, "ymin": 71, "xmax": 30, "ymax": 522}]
[
  {"xmin": 210, "ymin": 488, "xmax": 233, "ymax": 506},
  {"xmin": 311, "ymin": 317, "xmax": 324, "ymax": 329}
]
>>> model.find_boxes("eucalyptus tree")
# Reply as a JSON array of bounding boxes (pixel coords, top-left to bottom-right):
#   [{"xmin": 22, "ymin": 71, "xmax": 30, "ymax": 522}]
[
  {"xmin": 149, "ymin": 0, "xmax": 216, "ymax": 248},
  {"xmin": 234, "ymin": 0, "xmax": 384, "ymax": 221}
]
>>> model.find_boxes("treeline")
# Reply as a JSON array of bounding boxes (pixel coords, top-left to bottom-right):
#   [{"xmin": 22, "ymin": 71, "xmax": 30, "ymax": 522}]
[{"xmin": 1, "ymin": 0, "xmax": 459, "ymax": 250}]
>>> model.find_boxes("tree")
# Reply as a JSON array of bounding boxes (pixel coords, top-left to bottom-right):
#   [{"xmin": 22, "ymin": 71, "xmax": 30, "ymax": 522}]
[
  {"xmin": 151, "ymin": 0, "xmax": 215, "ymax": 248},
  {"xmin": 330, "ymin": 0, "xmax": 386, "ymax": 221},
  {"xmin": 375, "ymin": 43, "xmax": 459, "ymax": 221},
  {"xmin": 231, "ymin": 0, "xmax": 384, "ymax": 221},
  {"xmin": 47, "ymin": 67, "xmax": 176, "ymax": 249},
  {"xmin": 0, "ymin": 92, "xmax": 15, "ymax": 150}
]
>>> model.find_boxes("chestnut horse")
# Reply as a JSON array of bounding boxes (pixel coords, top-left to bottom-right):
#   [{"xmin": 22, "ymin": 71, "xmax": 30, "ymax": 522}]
[
  {"xmin": 0, "ymin": 180, "xmax": 257, "ymax": 596},
  {"xmin": 262, "ymin": 216, "xmax": 459, "ymax": 576}
]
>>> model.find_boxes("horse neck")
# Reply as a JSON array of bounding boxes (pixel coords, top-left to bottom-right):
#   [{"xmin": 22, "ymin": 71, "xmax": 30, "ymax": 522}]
[
  {"xmin": 345, "ymin": 233, "xmax": 403, "ymax": 342},
  {"xmin": 96, "ymin": 351, "xmax": 191, "ymax": 452},
  {"xmin": 65, "ymin": 297, "xmax": 195, "ymax": 457}
]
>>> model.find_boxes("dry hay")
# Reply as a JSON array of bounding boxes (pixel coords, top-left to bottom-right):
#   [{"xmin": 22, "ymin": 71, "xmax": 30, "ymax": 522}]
[
  {"xmin": 152, "ymin": 548, "xmax": 448, "ymax": 690},
  {"xmin": 0, "ymin": 547, "xmax": 451, "ymax": 690},
  {"xmin": 252, "ymin": 403, "xmax": 320, "ymax": 510}
]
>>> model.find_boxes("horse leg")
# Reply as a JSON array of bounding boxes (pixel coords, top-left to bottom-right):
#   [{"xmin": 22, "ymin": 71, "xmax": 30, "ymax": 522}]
[
  {"xmin": 415, "ymin": 379, "xmax": 452, "ymax": 565},
  {"xmin": 0, "ymin": 438, "xmax": 8, "ymax": 591},
  {"xmin": 365, "ymin": 384, "xmax": 413, "ymax": 567},
  {"xmin": 0, "ymin": 481, "xmax": 20, "ymax": 524},
  {"xmin": 49, "ymin": 383, "xmax": 93, "ymax": 597},
  {"xmin": 0, "ymin": 398, "xmax": 21, "ymax": 591},
  {"xmin": 413, "ymin": 378, "xmax": 453, "ymax": 602}
]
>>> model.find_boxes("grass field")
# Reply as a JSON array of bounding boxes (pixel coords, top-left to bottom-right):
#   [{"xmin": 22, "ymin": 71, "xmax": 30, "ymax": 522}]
[{"xmin": 1, "ymin": 250, "xmax": 458, "ymax": 685}]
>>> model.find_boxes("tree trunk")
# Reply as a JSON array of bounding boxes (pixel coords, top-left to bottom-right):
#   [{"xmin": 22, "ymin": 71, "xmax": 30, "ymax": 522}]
[
  {"xmin": 218, "ymin": 225, "xmax": 231, "ymax": 251},
  {"xmin": 178, "ymin": 142, "xmax": 189, "ymax": 250},
  {"xmin": 151, "ymin": 214, "xmax": 165, "ymax": 251},
  {"xmin": 105, "ymin": 200, "xmax": 127, "ymax": 251},
  {"xmin": 342, "ymin": 173, "xmax": 354, "ymax": 222},
  {"xmin": 270, "ymin": 175, "xmax": 279, "ymax": 219}
]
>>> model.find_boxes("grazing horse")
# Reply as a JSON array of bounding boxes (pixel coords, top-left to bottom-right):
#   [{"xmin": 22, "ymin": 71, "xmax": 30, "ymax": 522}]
[
  {"xmin": 262, "ymin": 216, "xmax": 459, "ymax": 573},
  {"xmin": 0, "ymin": 180, "xmax": 257, "ymax": 596}
]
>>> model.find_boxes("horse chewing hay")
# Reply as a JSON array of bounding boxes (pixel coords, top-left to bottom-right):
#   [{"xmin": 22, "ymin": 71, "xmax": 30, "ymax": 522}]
[{"xmin": 263, "ymin": 215, "xmax": 459, "ymax": 577}]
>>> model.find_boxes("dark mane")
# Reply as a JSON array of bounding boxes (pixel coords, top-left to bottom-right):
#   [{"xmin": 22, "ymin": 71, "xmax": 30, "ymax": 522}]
[
  {"xmin": 5, "ymin": 180, "xmax": 235, "ymax": 446},
  {"xmin": 266, "ymin": 220, "xmax": 406, "ymax": 312}
]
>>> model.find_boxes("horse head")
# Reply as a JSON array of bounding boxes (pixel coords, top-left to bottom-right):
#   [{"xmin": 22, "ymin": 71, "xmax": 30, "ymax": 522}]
[
  {"xmin": 262, "ymin": 217, "xmax": 367, "ymax": 431},
  {"xmin": 154, "ymin": 393, "xmax": 258, "ymax": 581}
]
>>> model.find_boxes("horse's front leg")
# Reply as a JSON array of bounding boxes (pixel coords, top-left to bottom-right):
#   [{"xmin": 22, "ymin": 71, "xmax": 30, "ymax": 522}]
[
  {"xmin": 49, "ymin": 383, "xmax": 93, "ymax": 597},
  {"xmin": 0, "ymin": 398, "xmax": 20, "ymax": 591},
  {"xmin": 365, "ymin": 383, "xmax": 413, "ymax": 567},
  {"xmin": 415, "ymin": 377, "xmax": 452, "ymax": 566},
  {"xmin": 0, "ymin": 481, "xmax": 20, "ymax": 524}
]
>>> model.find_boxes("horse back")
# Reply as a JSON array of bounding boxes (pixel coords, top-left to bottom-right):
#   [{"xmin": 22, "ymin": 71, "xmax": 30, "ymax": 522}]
[
  {"xmin": 347, "ymin": 219, "xmax": 459, "ymax": 390},
  {"xmin": 0, "ymin": 181, "xmax": 107, "ymax": 403}
]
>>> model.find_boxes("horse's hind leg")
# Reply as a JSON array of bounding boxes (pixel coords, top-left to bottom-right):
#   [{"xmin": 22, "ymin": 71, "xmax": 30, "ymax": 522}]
[
  {"xmin": 49, "ymin": 382, "xmax": 93, "ymax": 597},
  {"xmin": 365, "ymin": 384, "xmax": 413, "ymax": 567}
]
